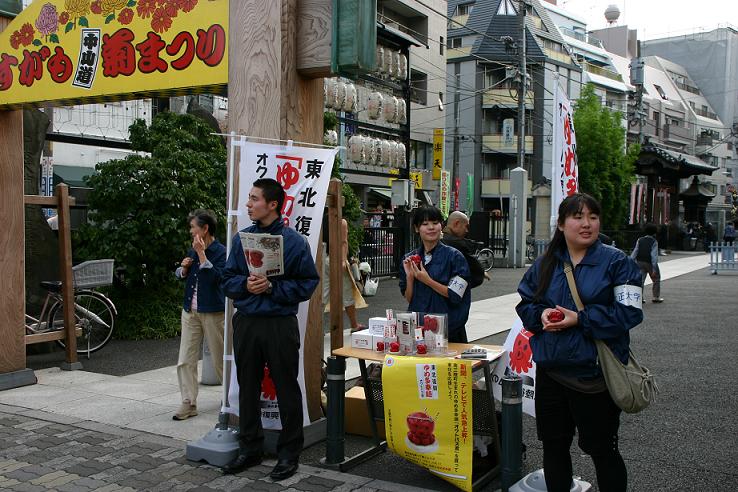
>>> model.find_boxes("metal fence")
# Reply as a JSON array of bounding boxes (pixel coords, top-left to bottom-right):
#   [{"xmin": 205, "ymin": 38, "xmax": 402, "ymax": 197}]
[
  {"xmin": 709, "ymin": 242, "xmax": 737, "ymax": 274},
  {"xmin": 359, "ymin": 227, "xmax": 404, "ymax": 277},
  {"xmin": 469, "ymin": 212, "xmax": 509, "ymax": 258}
]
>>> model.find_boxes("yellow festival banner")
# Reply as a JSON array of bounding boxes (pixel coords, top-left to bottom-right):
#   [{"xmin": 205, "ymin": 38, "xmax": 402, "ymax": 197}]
[
  {"xmin": 382, "ymin": 355, "xmax": 473, "ymax": 491},
  {"xmin": 0, "ymin": 0, "xmax": 227, "ymax": 109},
  {"xmin": 432, "ymin": 128, "xmax": 444, "ymax": 180}
]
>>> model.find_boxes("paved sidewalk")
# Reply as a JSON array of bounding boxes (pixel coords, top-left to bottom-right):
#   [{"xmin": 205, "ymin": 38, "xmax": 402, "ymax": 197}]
[{"xmin": 0, "ymin": 404, "xmax": 426, "ymax": 491}]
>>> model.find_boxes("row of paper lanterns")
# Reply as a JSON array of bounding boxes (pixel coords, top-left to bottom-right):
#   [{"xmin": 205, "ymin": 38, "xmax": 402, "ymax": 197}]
[
  {"xmin": 376, "ymin": 45, "xmax": 408, "ymax": 80},
  {"xmin": 324, "ymin": 78, "xmax": 407, "ymax": 124},
  {"xmin": 347, "ymin": 135, "xmax": 407, "ymax": 167}
]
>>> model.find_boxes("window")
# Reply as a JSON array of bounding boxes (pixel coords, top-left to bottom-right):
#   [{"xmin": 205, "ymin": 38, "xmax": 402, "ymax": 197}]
[
  {"xmin": 410, "ymin": 70, "xmax": 428, "ymax": 105},
  {"xmin": 653, "ymin": 111, "xmax": 660, "ymax": 136},
  {"xmin": 456, "ymin": 3, "xmax": 474, "ymax": 16},
  {"xmin": 440, "ymin": 36, "xmax": 444, "ymax": 55},
  {"xmin": 670, "ymin": 118, "xmax": 681, "ymax": 127},
  {"xmin": 447, "ymin": 37, "xmax": 462, "ymax": 49},
  {"xmin": 653, "ymin": 84, "xmax": 668, "ymax": 100},
  {"xmin": 439, "ymin": 92, "xmax": 444, "ymax": 110}
]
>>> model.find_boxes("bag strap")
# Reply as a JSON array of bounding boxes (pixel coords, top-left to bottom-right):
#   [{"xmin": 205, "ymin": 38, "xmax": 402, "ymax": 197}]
[{"xmin": 563, "ymin": 262, "xmax": 585, "ymax": 311}]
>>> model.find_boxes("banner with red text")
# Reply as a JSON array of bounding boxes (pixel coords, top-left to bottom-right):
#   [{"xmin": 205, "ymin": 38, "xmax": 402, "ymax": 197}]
[
  {"xmin": 225, "ymin": 140, "xmax": 338, "ymax": 428},
  {"xmin": 382, "ymin": 355, "xmax": 474, "ymax": 492},
  {"xmin": 0, "ymin": 0, "xmax": 227, "ymax": 109},
  {"xmin": 551, "ymin": 81, "xmax": 578, "ymax": 230}
]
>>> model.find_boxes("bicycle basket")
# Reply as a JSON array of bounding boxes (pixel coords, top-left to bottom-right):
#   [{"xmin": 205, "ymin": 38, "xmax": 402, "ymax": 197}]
[{"xmin": 72, "ymin": 259, "xmax": 115, "ymax": 288}]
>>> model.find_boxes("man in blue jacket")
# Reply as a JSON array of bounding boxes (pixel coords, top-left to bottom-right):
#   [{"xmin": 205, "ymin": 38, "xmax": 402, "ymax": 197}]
[{"xmin": 221, "ymin": 179, "xmax": 319, "ymax": 481}]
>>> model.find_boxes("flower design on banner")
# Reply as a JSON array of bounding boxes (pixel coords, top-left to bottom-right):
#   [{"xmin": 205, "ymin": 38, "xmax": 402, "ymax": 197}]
[
  {"xmin": 151, "ymin": 7, "xmax": 172, "ymax": 33},
  {"xmin": 10, "ymin": 31, "xmax": 22, "ymax": 49},
  {"xmin": 58, "ymin": 11, "xmax": 70, "ymax": 25},
  {"xmin": 178, "ymin": 0, "xmax": 197, "ymax": 13},
  {"xmin": 19, "ymin": 23, "xmax": 35, "ymax": 45},
  {"xmin": 117, "ymin": 7, "xmax": 134, "ymax": 24},
  {"xmin": 90, "ymin": 1, "xmax": 102, "ymax": 14},
  {"xmin": 35, "ymin": 3, "xmax": 59, "ymax": 37},
  {"xmin": 64, "ymin": 0, "xmax": 90, "ymax": 17},
  {"xmin": 137, "ymin": 0, "xmax": 157, "ymax": 18},
  {"xmin": 509, "ymin": 329, "xmax": 533, "ymax": 374},
  {"xmin": 100, "ymin": 0, "xmax": 128, "ymax": 16}
]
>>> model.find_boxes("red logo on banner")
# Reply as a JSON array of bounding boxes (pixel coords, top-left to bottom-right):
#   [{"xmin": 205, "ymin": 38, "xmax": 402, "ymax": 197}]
[{"xmin": 509, "ymin": 328, "xmax": 534, "ymax": 374}]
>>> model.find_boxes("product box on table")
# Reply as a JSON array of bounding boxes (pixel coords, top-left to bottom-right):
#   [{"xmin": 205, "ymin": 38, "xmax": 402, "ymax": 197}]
[
  {"xmin": 421, "ymin": 313, "xmax": 448, "ymax": 354},
  {"xmin": 367, "ymin": 317, "xmax": 388, "ymax": 336},
  {"xmin": 350, "ymin": 329, "xmax": 373, "ymax": 350},
  {"xmin": 395, "ymin": 312, "xmax": 417, "ymax": 355}
]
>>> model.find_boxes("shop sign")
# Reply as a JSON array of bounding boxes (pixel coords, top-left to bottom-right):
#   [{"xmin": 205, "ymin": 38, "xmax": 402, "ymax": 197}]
[
  {"xmin": 389, "ymin": 168, "xmax": 423, "ymax": 189},
  {"xmin": 439, "ymin": 169, "xmax": 450, "ymax": 218},
  {"xmin": 382, "ymin": 356, "xmax": 474, "ymax": 491},
  {"xmin": 432, "ymin": 128, "xmax": 443, "ymax": 180},
  {"xmin": 0, "ymin": 0, "xmax": 227, "ymax": 109}
]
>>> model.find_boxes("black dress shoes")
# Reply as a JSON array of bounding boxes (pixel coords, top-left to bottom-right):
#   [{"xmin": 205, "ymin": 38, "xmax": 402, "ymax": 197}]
[
  {"xmin": 269, "ymin": 459, "xmax": 299, "ymax": 481},
  {"xmin": 222, "ymin": 454, "xmax": 262, "ymax": 474}
]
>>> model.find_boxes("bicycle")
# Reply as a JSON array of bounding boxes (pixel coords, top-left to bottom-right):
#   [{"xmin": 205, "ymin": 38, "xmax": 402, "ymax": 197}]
[
  {"xmin": 25, "ymin": 259, "xmax": 117, "ymax": 358},
  {"xmin": 470, "ymin": 240, "xmax": 494, "ymax": 272}
]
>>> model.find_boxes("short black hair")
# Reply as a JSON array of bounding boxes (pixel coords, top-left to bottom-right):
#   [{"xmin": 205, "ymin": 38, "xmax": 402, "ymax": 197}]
[
  {"xmin": 253, "ymin": 178, "xmax": 285, "ymax": 214},
  {"xmin": 412, "ymin": 205, "xmax": 444, "ymax": 229},
  {"xmin": 188, "ymin": 209, "xmax": 217, "ymax": 236}
]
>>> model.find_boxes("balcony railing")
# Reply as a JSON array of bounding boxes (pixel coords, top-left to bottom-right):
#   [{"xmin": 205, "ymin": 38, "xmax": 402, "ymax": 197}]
[
  {"xmin": 559, "ymin": 27, "xmax": 604, "ymax": 48},
  {"xmin": 663, "ymin": 123, "xmax": 690, "ymax": 142},
  {"xmin": 482, "ymin": 88, "xmax": 533, "ymax": 108},
  {"xmin": 482, "ymin": 134, "xmax": 534, "ymax": 154},
  {"xmin": 674, "ymin": 81, "xmax": 700, "ymax": 95},
  {"xmin": 693, "ymin": 107, "xmax": 718, "ymax": 120},
  {"xmin": 481, "ymin": 178, "xmax": 533, "ymax": 197},
  {"xmin": 583, "ymin": 62, "xmax": 623, "ymax": 82}
]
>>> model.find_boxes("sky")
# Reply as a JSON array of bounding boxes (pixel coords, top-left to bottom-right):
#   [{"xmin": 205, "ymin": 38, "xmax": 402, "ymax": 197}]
[{"xmin": 557, "ymin": 0, "xmax": 738, "ymax": 40}]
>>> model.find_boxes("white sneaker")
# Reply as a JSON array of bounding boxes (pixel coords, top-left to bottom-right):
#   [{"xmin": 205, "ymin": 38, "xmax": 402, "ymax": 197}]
[{"xmin": 173, "ymin": 401, "xmax": 198, "ymax": 420}]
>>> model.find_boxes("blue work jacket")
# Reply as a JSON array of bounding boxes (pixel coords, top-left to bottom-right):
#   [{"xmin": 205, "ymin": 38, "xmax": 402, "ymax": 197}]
[
  {"xmin": 179, "ymin": 239, "xmax": 226, "ymax": 313},
  {"xmin": 398, "ymin": 242, "xmax": 471, "ymax": 338},
  {"xmin": 516, "ymin": 240, "xmax": 644, "ymax": 377},
  {"xmin": 222, "ymin": 217, "xmax": 319, "ymax": 316}
]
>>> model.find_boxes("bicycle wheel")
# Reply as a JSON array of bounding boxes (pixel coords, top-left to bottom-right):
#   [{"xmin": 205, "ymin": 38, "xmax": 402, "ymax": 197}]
[
  {"xmin": 48, "ymin": 291, "xmax": 116, "ymax": 355},
  {"xmin": 477, "ymin": 248, "xmax": 494, "ymax": 272}
]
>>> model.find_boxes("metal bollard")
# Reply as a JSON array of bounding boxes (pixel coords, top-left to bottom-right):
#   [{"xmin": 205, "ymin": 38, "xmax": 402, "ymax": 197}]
[
  {"xmin": 501, "ymin": 374, "xmax": 523, "ymax": 492},
  {"xmin": 325, "ymin": 356, "xmax": 346, "ymax": 464}
]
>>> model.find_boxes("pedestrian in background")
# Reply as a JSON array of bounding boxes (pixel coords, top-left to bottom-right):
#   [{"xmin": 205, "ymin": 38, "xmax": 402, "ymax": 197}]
[
  {"xmin": 221, "ymin": 179, "xmax": 319, "ymax": 481},
  {"xmin": 174, "ymin": 210, "xmax": 226, "ymax": 421},
  {"xmin": 441, "ymin": 211, "xmax": 486, "ymax": 287},
  {"xmin": 399, "ymin": 205, "xmax": 471, "ymax": 342},
  {"xmin": 631, "ymin": 223, "xmax": 664, "ymax": 303},
  {"xmin": 516, "ymin": 193, "xmax": 643, "ymax": 492},
  {"xmin": 723, "ymin": 221, "xmax": 736, "ymax": 245}
]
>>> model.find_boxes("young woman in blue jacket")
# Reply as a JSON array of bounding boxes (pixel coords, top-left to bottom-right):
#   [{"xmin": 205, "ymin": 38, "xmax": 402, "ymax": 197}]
[
  {"xmin": 399, "ymin": 205, "xmax": 471, "ymax": 342},
  {"xmin": 516, "ymin": 193, "xmax": 643, "ymax": 492}
]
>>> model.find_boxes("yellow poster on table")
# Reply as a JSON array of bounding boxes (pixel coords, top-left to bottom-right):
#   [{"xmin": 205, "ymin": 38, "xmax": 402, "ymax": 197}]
[
  {"xmin": 0, "ymin": 0, "xmax": 228, "ymax": 109},
  {"xmin": 382, "ymin": 355, "xmax": 473, "ymax": 492}
]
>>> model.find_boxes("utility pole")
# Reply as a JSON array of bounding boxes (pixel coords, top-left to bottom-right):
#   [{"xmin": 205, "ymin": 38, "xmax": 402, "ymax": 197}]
[
  {"xmin": 453, "ymin": 71, "xmax": 461, "ymax": 211},
  {"xmin": 517, "ymin": 0, "xmax": 527, "ymax": 172}
]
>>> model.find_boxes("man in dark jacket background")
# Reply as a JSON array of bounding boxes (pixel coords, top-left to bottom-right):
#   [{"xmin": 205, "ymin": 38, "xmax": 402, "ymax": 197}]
[
  {"xmin": 221, "ymin": 179, "xmax": 319, "ymax": 480},
  {"xmin": 441, "ymin": 211, "xmax": 485, "ymax": 288},
  {"xmin": 631, "ymin": 223, "xmax": 663, "ymax": 303}
]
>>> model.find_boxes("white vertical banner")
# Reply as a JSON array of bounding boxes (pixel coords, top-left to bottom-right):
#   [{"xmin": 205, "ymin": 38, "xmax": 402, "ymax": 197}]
[
  {"xmin": 40, "ymin": 156, "xmax": 55, "ymax": 218},
  {"xmin": 226, "ymin": 140, "xmax": 338, "ymax": 428},
  {"xmin": 492, "ymin": 317, "xmax": 537, "ymax": 417},
  {"xmin": 550, "ymin": 81, "xmax": 579, "ymax": 230}
]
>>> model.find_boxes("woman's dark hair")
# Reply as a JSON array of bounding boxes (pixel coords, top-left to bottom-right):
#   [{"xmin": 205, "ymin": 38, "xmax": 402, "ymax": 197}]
[
  {"xmin": 253, "ymin": 178, "xmax": 285, "ymax": 213},
  {"xmin": 534, "ymin": 193, "xmax": 601, "ymax": 300},
  {"xmin": 188, "ymin": 209, "xmax": 217, "ymax": 237},
  {"xmin": 412, "ymin": 205, "xmax": 444, "ymax": 229},
  {"xmin": 644, "ymin": 223, "xmax": 658, "ymax": 235}
]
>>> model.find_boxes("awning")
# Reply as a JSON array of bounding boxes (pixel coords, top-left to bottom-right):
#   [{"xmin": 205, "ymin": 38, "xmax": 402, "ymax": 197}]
[{"xmin": 369, "ymin": 187, "xmax": 392, "ymax": 200}]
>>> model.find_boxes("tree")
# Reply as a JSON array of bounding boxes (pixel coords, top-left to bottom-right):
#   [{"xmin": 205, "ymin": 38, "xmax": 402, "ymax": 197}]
[
  {"xmin": 77, "ymin": 112, "xmax": 227, "ymax": 288},
  {"xmin": 573, "ymin": 84, "xmax": 639, "ymax": 228}
]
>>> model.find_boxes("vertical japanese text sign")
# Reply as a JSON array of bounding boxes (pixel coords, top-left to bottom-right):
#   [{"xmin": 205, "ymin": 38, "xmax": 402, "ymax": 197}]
[
  {"xmin": 433, "ymin": 128, "xmax": 444, "ymax": 180},
  {"xmin": 551, "ymin": 81, "xmax": 578, "ymax": 228},
  {"xmin": 382, "ymin": 356, "xmax": 474, "ymax": 492},
  {"xmin": 229, "ymin": 141, "xmax": 338, "ymax": 428}
]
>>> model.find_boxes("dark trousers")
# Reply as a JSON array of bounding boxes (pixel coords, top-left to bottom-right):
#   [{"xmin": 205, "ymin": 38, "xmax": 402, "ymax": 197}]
[
  {"xmin": 448, "ymin": 326, "xmax": 468, "ymax": 343},
  {"xmin": 232, "ymin": 312, "xmax": 304, "ymax": 461},
  {"xmin": 535, "ymin": 368, "xmax": 627, "ymax": 492},
  {"xmin": 636, "ymin": 261, "xmax": 661, "ymax": 299}
]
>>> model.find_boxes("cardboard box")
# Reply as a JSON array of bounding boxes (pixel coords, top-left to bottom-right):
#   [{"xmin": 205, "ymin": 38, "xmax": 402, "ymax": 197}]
[
  {"xmin": 351, "ymin": 329, "xmax": 372, "ymax": 350},
  {"xmin": 367, "ymin": 317, "xmax": 387, "ymax": 336},
  {"xmin": 344, "ymin": 385, "xmax": 386, "ymax": 438}
]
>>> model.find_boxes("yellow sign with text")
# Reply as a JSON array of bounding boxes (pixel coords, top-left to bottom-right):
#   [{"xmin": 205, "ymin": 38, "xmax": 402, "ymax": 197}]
[
  {"xmin": 389, "ymin": 168, "xmax": 423, "ymax": 190},
  {"xmin": 382, "ymin": 356, "xmax": 473, "ymax": 492},
  {"xmin": 433, "ymin": 128, "xmax": 444, "ymax": 180},
  {"xmin": 0, "ymin": 0, "xmax": 228, "ymax": 109}
]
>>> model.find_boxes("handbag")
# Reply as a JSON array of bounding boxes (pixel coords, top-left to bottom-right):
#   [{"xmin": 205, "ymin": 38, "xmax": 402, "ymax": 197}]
[
  {"xmin": 563, "ymin": 262, "xmax": 659, "ymax": 413},
  {"xmin": 363, "ymin": 276, "xmax": 378, "ymax": 297}
]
